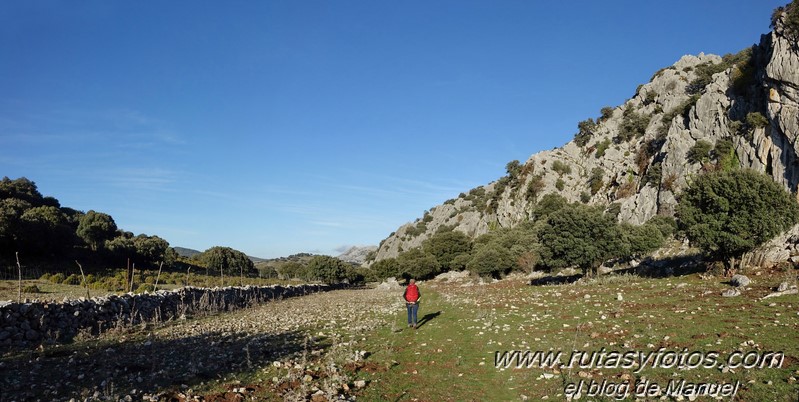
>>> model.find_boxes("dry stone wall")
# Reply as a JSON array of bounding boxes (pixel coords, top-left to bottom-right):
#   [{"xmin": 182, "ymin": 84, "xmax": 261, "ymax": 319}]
[{"xmin": 0, "ymin": 283, "xmax": 341, "ymax": 350}]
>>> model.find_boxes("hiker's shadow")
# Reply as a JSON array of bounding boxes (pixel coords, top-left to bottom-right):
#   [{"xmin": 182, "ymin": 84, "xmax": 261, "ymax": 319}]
[{"xmin": 416, "ymin": 311, "xmax": 441, "ymax": 329}]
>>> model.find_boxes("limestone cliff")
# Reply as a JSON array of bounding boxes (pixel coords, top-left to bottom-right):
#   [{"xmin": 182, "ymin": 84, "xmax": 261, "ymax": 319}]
[{"xmin": 373, "ymin": 5, "xmax": 799, "ymax": 264}]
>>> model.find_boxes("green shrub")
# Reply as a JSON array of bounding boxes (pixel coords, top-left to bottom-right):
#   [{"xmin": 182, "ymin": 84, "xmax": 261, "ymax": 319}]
[
  {"xmin": 595, "ymin": 138, "xmax": 612, "ymax": 158},
  {"xmin": 574, "ymin": 118, "xmax": 597, "ymax": 147},
  {"xmin": 746, "ymin": 112, "xmax": 769, "ymax": 128},
  {"xmin": 39, "ymin": 273, "xmax": 51, "ymax": 281},
  {"xmin": 370, "ymin": 258, "xmax": 401, "ymax": 281},
  {"xmin": 397, "ymin": 248, "xmax": 441, "ymax": 280},
  {"xmin": 643, "ymin": 91, "xmax": 657, "ymax": 105},
  {"xmin": 467, "ymin": 245, "xmax": 514, "ymax": 278},
  {"xmin": 22, "ymin": 284, "xmax": 41, "ymax": 293},
  {"xmin": 642, "ymin": 163, "xmax": 662, "ymax": 187},
  {"xmin": 772, "ymin": 2, "xmax": 799, "ymax": 42},
  {"xmin": 646, "ymin": 215, "xmax": 677, "ymax": 238},
  {"xmin": 687, "ymin": 140, "xmax": 712, "ymax": 164},
  {"xmin": 588, "ymin": 168, "xmax": 604, "ymax": 195},
  {"xmin": 555, "ymin": 178, "xmax": 565, "ymax": 191},
  {"xmin": 686, "ymin": 61, "xmax": 728, "ymax": 94},
  {"xmin": 49, "ymin": 273, "xmax": 65, "ymax": 284},
  {"xmin": 551, "ymin": 160, "xmax": 572, "ymax": 176},
  {"xmin": 525, "ymin": 174, "xmax": 544, "ymax": 201},
  {"xmin": 677, "ymin": 169, "xmax": 799, "ymax": 270},
  {"xmin": 306, "ymin": 255, "xmax": 351, "ymax": 284},
  {"xmin": 617, "ymin": 108, "xmax": 651, "ymax": 142},
  {"xmin": 135, "ymin": 283, "xmax": 155, "ymax": 293},
  {"xmin": 600, "ymin": 107, "xmax": 614, "ymax": 121},
  {"xmin": 63, "ymin": 274, "xmax": 81, "ymax": 285},
  {"xmin": 730, "ymin": 49, "xmax": 755, "ymax": 94},
  {"xmin": 713, "ymin": 138, "xmax": 738, "ymax": 171}
]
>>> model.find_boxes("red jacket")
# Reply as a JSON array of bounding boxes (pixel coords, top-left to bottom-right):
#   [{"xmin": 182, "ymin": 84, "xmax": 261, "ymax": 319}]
[{"xmin": 404, "ymin": 284, "xmax": 420, "ymax": 303}]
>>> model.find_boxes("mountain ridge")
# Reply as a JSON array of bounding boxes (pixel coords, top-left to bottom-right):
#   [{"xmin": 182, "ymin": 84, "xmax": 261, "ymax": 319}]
[{"xmin": 372, "ymin": 5, "xmax": 799, "ymax": 266}]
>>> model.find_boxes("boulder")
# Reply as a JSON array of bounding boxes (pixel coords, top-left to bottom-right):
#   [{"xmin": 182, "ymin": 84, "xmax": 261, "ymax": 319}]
[{"xmin": 730, "ymin": 275, "xmax": 751, "ymax": 288}]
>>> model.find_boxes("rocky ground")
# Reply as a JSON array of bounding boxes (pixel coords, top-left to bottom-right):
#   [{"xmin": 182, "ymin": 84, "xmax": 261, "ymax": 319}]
[{"xmin": 0, "ymin": 286, "xmax": 404, "ymax": 402}]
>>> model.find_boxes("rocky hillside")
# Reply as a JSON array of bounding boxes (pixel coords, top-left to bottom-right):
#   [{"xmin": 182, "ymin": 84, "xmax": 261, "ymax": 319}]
[
  {"xmin": 337, "ymin": 245, "xmax": 378, "ymax": 265},
  {"xmin": 373, "ymin": 5, "xmax": 799, "ymax": 264}
]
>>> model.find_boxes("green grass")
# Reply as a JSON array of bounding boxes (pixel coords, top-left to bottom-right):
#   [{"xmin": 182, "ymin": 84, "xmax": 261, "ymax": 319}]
[{"xmin": 353, "ymin": 271, "xmax": 799, "ymax": 401}]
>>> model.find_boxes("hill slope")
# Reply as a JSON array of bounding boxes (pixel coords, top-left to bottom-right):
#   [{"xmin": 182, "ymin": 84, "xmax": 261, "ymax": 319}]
[{"xmin": 373, "ymin": 6, "xmax": 799, "ymax": 265}]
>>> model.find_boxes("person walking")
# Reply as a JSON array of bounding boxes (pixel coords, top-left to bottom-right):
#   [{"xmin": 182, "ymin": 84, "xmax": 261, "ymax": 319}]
[{"xmin": 403, "ymin": 278, "xmax": 421, "ymax": 329}]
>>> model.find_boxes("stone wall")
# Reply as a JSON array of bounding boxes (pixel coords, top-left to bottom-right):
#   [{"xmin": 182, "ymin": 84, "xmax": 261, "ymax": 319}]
[{"xmin": 0, "ymin": 283, "xmax": 341, "ymax": 350}]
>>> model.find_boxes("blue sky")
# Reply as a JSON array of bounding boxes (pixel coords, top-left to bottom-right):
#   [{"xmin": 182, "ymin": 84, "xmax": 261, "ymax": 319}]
[{"xmin": 0, "ymin": 1, "xmax": 786, "ymax": 258}]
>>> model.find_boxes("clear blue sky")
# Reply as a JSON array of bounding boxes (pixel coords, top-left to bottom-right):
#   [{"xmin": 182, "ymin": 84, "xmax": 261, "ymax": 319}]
[{"xmin": 0, "ymin": 1, "xmax": 786, "ymax": 258}]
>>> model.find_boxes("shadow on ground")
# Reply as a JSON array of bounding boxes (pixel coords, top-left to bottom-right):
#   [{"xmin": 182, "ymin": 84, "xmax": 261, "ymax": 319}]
[
  {"xmin": 1, "ymin": 328, "xmax": 317, "ymax": 400},
  {"xmin": 415, "ymin": 311, "xmax": 441, "ymax": 329},
  {"xmin": 529, "ymin": 255, "xmax": 705, "ymax": 286}
]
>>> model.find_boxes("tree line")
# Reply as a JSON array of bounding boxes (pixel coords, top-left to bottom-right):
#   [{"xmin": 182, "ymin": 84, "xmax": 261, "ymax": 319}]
[{"xmin": 0, "ymin": 177, "xmax": 256, "ymax": 279}]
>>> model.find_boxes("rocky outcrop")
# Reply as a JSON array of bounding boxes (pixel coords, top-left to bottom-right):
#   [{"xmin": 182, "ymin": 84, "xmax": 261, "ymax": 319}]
[
  {"xmin": 374, "ymin": 6, "xmax": 799, "ymax": 267},
  {"xmin": 337, "ymin": 245, "xmax": 378, "ymax": 264}
]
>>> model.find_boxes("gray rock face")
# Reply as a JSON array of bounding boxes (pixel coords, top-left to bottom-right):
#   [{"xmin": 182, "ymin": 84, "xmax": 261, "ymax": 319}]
[
  {"xmin": 373, "ymin": 10, "xmax": 799, "ymax": 267},
  {"xmin": 337, "ymin": 245, "xmax": 378, "ymax": 264}
]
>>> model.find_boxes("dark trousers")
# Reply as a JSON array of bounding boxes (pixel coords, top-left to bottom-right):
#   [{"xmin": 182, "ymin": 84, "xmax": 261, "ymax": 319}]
[{"xmin": 406, "ymin": 302, "xmax": 419, "ymax": 325}]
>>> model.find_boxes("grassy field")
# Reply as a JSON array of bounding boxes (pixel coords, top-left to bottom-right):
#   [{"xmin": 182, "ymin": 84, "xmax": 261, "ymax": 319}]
[
  {"xmin": 0, "ymin": 274, "xmax": 302, "ymax": 303},
  {"xmin": 354, "ymin": 271, "xmax": 799, "ymax": 401},
  {"xmin": 2, "ymin": 267, "xmax": 798, "ymax": 401}
]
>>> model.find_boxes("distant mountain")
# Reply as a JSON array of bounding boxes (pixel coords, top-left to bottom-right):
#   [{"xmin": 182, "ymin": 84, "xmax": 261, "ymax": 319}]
[
  {"xmin": 373, "ymin": 4, "xmax": 799, "ymax": 267},
  {"xmin": 174, "ymin": 246, "xmax": 267, "ymax": 263},
  {"xmin": 337, "ymin": 246, "xmax": 378, "ymax": 265},
  {"xmin": 173, "ymin": 247, "xmax": 201, "ymax": 258}
]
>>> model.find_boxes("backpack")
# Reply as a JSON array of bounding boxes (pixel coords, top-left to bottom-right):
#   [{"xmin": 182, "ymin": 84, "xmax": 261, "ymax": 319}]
[{"xmin": 404, "ymin": 284, "xmax": 419, "ymax": 302}]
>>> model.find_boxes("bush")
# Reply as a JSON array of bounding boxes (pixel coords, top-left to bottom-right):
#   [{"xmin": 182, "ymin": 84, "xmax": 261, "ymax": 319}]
[
  {"xmin": 63, "ymin": 274, "xmax": 81, "ymax": 285},
  {"xmin": 555, "ymin": 178, "xmax": 565, "ymax": 191},
  {"xmin": 467, "ymin": 245, "xmax": 514, "ymax": 278},
  {"xmin": 49, "ymin": 273, "xmax": 65, "ymax": 284},
  {"xmin": 617, "ymin": 108, "xmax": 651, "ymax": 142},
  {"xmin": 642, "ymin": 163, "xmax": 662, "ymax": 188},
  {"xmin": 279, "ymin": 262, "xmax": 307, "ymax": 280},
  {"xmin": 135, "ymin": 283, "xmax": 155, "ymax": 293},
  {"xmin": 370, "ymin": 258, "xmax": 401, "ymax": 281},
  {"xmin": 713, "ymin": 139, "xmax": 738, "ymax": 171},
  {"xmin": 687, "ymin": 140, "xmax": 712, "ymax": 164},
  {"xmin": 574, "ymin": 118, "xmax": 597, "ymax": 147},
  {"xmin": 39, "ymin": 273, "xmax": 51, "ymax": 281},
  {"xmin": 305, "ymin": 255, "xmax": 351, "ymax": 284},
  {"xmin": 746, "ymin": 112, "xmax": 769, "ymax": 129},
  {"xmin": 646, "ymin": 215, "xmax": 677, "ymax": 238},
  {"xmin": 422, "ymin": 229, "xmax": 472, "ymax": 271},
  {"xmin": 397, "ymin": 248, "xmax": 441, "ymax": 280},
  {"xmin": 551, "ymin": 160, "xmax": 572, "ymax": 176},
  {"xmin": 525, "ymin": 174, "xmax": 545, "ymax": 201},
  {"xmin": 600, "ymin": 107, "xmax": 614, "ymax": 121},
  {"xmin": 589, "ymin": 168, "xmax": 604, "ymax": 195},
  {"xmin": 621, "ymin": 223, "xmax": 665, "ymax": 258},
  {"xmin": 22, "ymin": 284, "xmax": 41, "ymax": 293},
  {"xmin": 772, "ymin": 2, "xmax": 799, "ymax": 42},
  {"xmin": 677, "ymin": 169, "xmax": 799, "ymax": 270},
  {"xmin": 594, "ymin": 138, "xmax": 612, "ymax": 158},
  {"xmin": 539, "ymin": 204, "xmax": 626, "ymax": 276}
]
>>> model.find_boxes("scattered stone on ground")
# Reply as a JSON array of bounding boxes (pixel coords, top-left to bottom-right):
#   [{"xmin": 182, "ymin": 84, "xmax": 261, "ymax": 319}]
[{"xmin": 1, "ymin": 287, "xmax": 404, "ymax": 402}]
